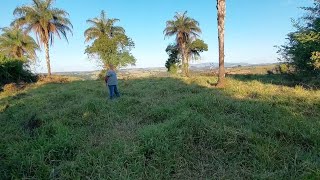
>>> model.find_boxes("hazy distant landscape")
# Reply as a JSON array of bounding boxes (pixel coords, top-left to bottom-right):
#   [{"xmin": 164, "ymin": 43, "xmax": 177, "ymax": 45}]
[{"xmin": 54, "ymin": 62, "xmax": 277, "ymax": 80}]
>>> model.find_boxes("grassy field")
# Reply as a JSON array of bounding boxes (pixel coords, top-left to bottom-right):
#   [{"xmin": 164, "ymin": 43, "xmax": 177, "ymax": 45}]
[{"xmin": 0, "ymin": 74, "xmax": 320, "ymax": 179}]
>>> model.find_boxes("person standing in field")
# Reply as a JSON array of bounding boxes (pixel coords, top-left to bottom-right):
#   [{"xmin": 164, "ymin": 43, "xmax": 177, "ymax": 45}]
[{"xmin": 105, "ymin": 64, "xmax": 120, "ymax": 99}]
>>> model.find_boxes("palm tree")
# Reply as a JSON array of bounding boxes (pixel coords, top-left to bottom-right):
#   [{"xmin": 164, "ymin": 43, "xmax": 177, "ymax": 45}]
[
  {"xmin": 0, "ymin": 26, "xmax": 39, "ymax": 60},
  {"xmin": 164, "ymin": 11, "xmax": 202, "ymax": 76},
  {"xmin": 216, "ymin": 0, "xmax": 226, "ymax": 87},
  {"xmin": 84, "ymin": 10, "xmax": 125, "ymax": 42},
  {"xmin": 12, "ymin": 0, "xmax": 73, "ymax": 76}
]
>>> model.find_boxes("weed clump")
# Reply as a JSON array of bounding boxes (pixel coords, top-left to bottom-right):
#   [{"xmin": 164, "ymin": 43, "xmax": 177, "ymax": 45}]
[
  {"xmin": 3, "ymin": 83, "xmax": 19, "ymax": 93},
  {"xmin": 38, "ymin": 75, "xmax": 79, "ymax": 84}
]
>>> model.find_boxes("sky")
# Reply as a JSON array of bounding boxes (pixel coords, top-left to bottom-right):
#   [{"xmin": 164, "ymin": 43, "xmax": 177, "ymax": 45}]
[{"xmin": 0, "ymin": 0, "xmax": 314, "ymax": 72}]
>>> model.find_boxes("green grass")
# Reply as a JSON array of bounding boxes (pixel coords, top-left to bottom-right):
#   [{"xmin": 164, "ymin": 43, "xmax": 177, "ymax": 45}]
[{"xmin": 0, "ymin": 75, "xmax": 320, "ymax": 179}]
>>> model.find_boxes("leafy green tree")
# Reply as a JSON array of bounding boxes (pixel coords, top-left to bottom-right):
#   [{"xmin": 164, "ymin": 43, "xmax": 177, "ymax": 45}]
[
  {"xmin": 12, "ymin": 0, "xmax": 73, "ymax": 76},
  {"xmin": 164, "ymin": 11, "xmax": 202, "ymax": 76},
  {"xmin": 278, "ymin": 0, "xmax": 320, "ymax": 78},
  {"xmin": 85, "ymin": 11, "xmax": 135, "ymax": 69},
  {"xmin": 216, "ymin": 0, "xmax": 226, "ymax": 87},
  {"xmin": 165, "ymin": 39, "xmax": 208, "ymax": 74},
  {"xmin": 165, "ymin": 44, "xmax": 180, "ymax": 73},
  {"xmin": 0, "ymin": 26, "xmax": 39, "ymax": 61}
]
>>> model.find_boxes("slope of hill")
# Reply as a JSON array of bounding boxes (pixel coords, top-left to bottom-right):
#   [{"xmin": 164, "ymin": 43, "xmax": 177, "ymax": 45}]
[{"xmin": 0, "ymin": 74, "xmax": 319, "ymax": 179}]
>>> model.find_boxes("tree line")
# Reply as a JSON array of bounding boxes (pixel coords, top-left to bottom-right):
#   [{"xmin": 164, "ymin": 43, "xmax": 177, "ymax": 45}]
[
  {"xmin": 1, "ymin": 0, "xmax": 318, "ymax": 88},
  {"xmin": 0, "ymin": 0, "xmax": 225, "ymax": 87}
]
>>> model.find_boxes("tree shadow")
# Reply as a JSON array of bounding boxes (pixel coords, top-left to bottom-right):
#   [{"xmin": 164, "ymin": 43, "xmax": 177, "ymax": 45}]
[{"xmin": 0, "ymin": 76, "xmax": 319, "ymax": 179}]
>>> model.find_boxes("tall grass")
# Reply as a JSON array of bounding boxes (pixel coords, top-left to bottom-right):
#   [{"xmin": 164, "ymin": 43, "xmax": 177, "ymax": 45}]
[{"xmin": 0, "ymin": 75, "xmax": 319, "ymax": 179}]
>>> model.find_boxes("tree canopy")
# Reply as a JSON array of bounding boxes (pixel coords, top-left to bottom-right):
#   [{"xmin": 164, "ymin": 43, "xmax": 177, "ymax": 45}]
[
  {"xmin": 85, "ymin": 11, "xmax": 135, "ymax": 69},
  {"xmin": 278, "ymin": 0, "xmax": 320, "ymax": 78},
  {"xmin": 0, "ymin": 26, "xmax": 39, "ymax": 61},
  {"xmin": 84, "ymin": 10, "xmax": 125, "ymax": 42},
  {"xmin": 12, "ymin": 0, "xmax": 73, "ymax": 76},
  {"xmin": 164, "ymin": 11, "xmax": 202, "ymax": 76},
  {"xmin": 165, "ymin": 39, "xmax": 208, "ymax": 72}
]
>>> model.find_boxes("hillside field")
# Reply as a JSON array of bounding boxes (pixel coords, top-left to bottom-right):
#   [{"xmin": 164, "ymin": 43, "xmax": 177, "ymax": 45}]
[{"xmin": 0, "ymin": 72, "xmax": 320, "ymax": 179}]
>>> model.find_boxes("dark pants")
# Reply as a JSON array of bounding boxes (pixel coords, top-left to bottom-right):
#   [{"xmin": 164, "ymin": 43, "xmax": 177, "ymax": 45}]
[{"xmin": 108, "ymin": 85, "xmax": 120, "ymax": 99}]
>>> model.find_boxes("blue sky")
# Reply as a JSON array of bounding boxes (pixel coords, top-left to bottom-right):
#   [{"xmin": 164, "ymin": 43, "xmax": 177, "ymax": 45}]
[{"xmin": 0, "ymin": 0, "xmax": 313, "ymax": 72}]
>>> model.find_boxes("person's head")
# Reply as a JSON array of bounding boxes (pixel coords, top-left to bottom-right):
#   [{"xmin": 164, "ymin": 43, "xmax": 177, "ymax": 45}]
[{"xmin": 108, "ymin": 64, "xmax": 115, "ymax": 70}]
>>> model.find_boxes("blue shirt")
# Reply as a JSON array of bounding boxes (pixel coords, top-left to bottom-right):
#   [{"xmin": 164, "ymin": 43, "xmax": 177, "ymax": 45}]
[{"xmin": 106, "ymin": 70, "xmax": 118, "ymax": 85}]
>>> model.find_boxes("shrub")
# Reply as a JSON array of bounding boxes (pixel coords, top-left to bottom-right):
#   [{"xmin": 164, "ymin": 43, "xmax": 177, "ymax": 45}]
[
  {"xmin": 275, "ymin": 63, "xmax": 290, "ymax": 74},
  {"xmin": 0, "ymin": 55, "xmax": 36, "ymax": 86},
  {"xmin": 97, "ymin": 69, "xmax": 107, "ymax": 80},
  {"xmin": 168, "ymin": 64, "xmax": 178, "ymax": 74},
  {"xmin": 267, "ymin": 70, "xmax": 276, "ymax": 75},
  {"xmin": 165, "ymin": 44, "xmax": 180, "ymax": 72}
]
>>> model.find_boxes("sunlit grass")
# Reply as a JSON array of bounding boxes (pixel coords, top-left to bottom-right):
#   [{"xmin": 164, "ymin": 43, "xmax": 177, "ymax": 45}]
[{"xmin": 0, "ymin": 75, "xmax": 319, "ymax": 179}]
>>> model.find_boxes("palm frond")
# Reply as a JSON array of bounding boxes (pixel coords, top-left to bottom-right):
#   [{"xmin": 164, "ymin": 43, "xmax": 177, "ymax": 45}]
[
  {"xmin": 12, "ymin": 0, "xmax": 73, "ymax": 48},
  {"xmin": 84, "ymin": 10, "xmax": 125, "ymax": 41},
  {"xmin": 45, "ymin": 0, "xmax": 54, "ymax": 9},
  {"xmin": 0, "ymin": 26, "xmax": 39, "ymax": 60}
]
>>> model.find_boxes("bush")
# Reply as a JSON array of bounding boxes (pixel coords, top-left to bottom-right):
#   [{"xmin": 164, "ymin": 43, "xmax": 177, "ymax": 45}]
[
  {"xmin": 165, "ymin": 44, "xmax": 180, "ymax": 72},
  {"xmin": 275, "ymin": 63, "xmax": 290, "ymax": 74},
  {"xmin": 168, "ymin": 64, "xmax": 178, "ymax": 74},
  {"xmin": 97, "ymin": 69, "xmax": 107, "ymax": 80},
  {"xmin": 309, "ymin": 76, "xmax": 320, "ymax": 87},
  {"xmin": 0, "ymin": 55, "xmax": 36, "ymax": 86}
]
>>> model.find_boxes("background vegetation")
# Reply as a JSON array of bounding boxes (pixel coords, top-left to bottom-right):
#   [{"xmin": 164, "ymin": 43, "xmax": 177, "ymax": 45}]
[
  {"xmin": 84, "ymin": 10, "xmax": 136, "ymax": 69},
  {"xmin": 12, "ymin": 0, "xmax": 73, "ymax": 76},
  {"xmin": 278, "ymin": 0, "xmax": 320, "ymax": 80},
  {"xmin": 0, "ymin": 54, "xmax": 36, "ymax": 87},
  {"xmin": 164, "ymin": 11, "xmax": 205, "ymax": 76}
]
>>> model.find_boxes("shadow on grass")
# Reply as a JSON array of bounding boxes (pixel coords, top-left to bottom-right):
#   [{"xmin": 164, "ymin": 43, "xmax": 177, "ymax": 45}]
[
  {"xmin": 0, "ymin": 76, "xmax": 319, "ymax": 179},
  {"xmin": 230, "ymin": 74, "xmax": 319, "ymax": 89}
]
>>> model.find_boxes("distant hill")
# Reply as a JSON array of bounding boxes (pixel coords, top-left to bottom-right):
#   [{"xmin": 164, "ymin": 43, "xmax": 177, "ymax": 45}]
[
  {"xmin": 190, "ymin": 62, "xmax": 276, "ymax": 69},
  {"xmin": 52, "ymin": 62, "xmax": 278, "ymax": 79}
]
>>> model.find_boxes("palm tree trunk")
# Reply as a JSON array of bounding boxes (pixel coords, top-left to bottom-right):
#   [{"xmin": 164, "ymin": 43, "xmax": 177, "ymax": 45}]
[
  {"xmin": 185, "ymin": 55, "xmax": 190, "ymax": 77},
  {"xmin": 45, "ymin": 41, "xmax": 51, "ymax": 76},
  {"xmin": 217, "ymin": 0, "xmax": 226, "ymax": 87},
  {"xmin": 181, "ymin": 42, "xmax": 188, "ymax": 76},
  {"xmin": 17, "ymin": 48, "xmax": 23, "ymax": 59}
]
